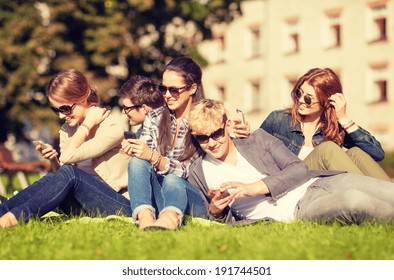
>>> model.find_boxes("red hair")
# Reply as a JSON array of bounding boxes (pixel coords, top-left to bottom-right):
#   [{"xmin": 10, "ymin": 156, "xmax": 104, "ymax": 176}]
[{"xmin": 289, "ymin": 68, "xmax": 345, "ymax": 146}]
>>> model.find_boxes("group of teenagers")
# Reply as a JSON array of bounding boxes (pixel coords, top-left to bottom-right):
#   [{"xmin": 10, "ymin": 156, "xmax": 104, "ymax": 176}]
[{"xmin": 1, "ymin": 57, "xmax": 393, "ymax": 229}]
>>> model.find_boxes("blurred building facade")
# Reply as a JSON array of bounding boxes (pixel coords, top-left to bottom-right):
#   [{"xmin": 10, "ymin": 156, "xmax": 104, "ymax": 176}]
[{"xmin": 198, "ymin": 0, "xmax": 394, "ymax": 150}]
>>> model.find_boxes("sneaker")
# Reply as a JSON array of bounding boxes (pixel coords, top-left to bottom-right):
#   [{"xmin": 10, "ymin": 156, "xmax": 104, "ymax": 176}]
[{"xmin": 0, "ymin": 194, "xmax": 7, "ymax": 204}]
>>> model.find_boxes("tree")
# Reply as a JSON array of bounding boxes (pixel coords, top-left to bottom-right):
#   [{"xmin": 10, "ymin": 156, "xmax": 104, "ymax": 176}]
[{"xmin": 0, "ymin": 0, "xmax": 241, "ymax": 142}]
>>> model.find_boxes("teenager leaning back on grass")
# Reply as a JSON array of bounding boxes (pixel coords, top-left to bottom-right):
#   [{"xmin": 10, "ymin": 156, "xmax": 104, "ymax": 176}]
[
  {"xmin": 0, "ymin": 69, "xmax": 132, "ymax": 228},
  {"xmin": 187, "ymin": 99, "xmax": 394, "ymax": 225}
]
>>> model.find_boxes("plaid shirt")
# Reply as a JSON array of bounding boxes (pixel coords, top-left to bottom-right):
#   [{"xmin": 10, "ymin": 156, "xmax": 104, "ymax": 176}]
[{"xmin": 140, "ymin": 106, "xmax": 197, "ymax": 178}]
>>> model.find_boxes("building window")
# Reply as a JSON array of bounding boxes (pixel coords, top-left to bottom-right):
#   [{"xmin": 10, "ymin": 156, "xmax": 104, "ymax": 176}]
[
  {"xmin": 281, "ymin": 76, "xmax": 298, "ymax": 107},
  {"xmin": 217, "ymin": 34, "xmax": 225, "ymax": 51},
  {"xmin": 283, "ymin": 18, "xmax": 300, "ymax": 54},
  {"xmin": 367, "ymin": 1, "xmax": 387, "ymax": 43},
  {"xmin": 375, "ymin": 80, "xmax": 387, "ymax": 102},
  {"xmin": 244, "ymin": 25, "xmax": 261, "ymax": 59},
  {"xmin": 323, "ymin": 9, "xmax": 342, "ymax": 48},
  {"xmin": 367, "ymin": 63, "xmax": 388, "ymax": 103},
  {"xmin": 216, "ymin": 85, "xmax": 226, "ymax": 101},
  {"xmin": 211, "ymin": 33, "xmax": 225, "ymax": 63},
  {"xmin": 250, "ymin": 27, "xmax": 261, "ymax": 58},
  {"xmin": 244, "ymin": 80, "xmax": 261, "ymax": 113}
]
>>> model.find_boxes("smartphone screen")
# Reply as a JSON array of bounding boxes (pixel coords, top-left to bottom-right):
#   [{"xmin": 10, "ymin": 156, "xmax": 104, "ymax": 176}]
[
  {"xmin": 219, "ymin": 190, "xmax": 231, "ymax": 199},
  {"xmin": 124, "ymin": 131, "xmax": 137, "ymax": 139}
]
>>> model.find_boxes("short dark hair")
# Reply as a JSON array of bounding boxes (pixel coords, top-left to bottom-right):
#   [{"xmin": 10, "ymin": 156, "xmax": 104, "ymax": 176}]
[{"xmin": 119, "ymin": 75, "xmax": 164, "ymax": 109}]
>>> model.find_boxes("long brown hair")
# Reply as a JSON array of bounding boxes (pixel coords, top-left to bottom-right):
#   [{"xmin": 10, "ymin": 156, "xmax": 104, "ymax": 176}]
[
  {"xmin": 46, "ymin": 68, "xmax": 100, "ymax": 106},
  {"xmin": 289, "ymin": 68, "xmax": 344, "ymax": 146},
  {"xmin": 158, "ymin": 57, "xmax": 205, "ymax": 161}
]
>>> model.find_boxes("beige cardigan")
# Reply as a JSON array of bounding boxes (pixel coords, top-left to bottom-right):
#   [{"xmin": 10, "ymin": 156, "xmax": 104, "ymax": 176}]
[{"xmin": 58, "ymin": 115, "xmax": 130, "ymax": 194}]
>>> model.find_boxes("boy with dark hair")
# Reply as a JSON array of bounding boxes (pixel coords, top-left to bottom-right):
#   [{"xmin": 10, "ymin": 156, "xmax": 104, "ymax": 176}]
[{"xmin": 119, "ymin": 75, "xmax": 164, "ymax": 138}]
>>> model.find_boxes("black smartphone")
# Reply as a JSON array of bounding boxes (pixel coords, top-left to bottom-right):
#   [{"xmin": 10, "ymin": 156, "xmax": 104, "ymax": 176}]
[
  {"xmin": 219, "ymin": 190, "xmax": 231, "ymax": 199},
  {"xmin": 124, "ymin": 131, "xmax": 137, "ymax": 139}
]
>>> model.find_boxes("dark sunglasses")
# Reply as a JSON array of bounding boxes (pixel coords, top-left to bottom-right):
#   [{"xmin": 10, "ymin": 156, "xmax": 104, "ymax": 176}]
[
  {"xmin": 158, "ymin": 84, "xmax": 190, "ymax": 97},
  {"xmin": 122, "ymin": 105, "xmax": 141, "ymax": 114},
  {"xmin": 295, "ymin": 88, "xmax": 316, "ymax": 106},
  {"xmin": 50, "ymin": 103, "xmax": 76, "ymax": 115},
  {"xmin": 193, "ymin": 127, "xmax": 226, "ymax": 144}
]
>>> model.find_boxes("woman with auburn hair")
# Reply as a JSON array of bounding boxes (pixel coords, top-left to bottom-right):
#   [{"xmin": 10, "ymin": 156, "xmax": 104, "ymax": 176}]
[
  {"xmin": 0, "ymin": 69, "xmax": 132, "ymax": 228},
  {"xmin": 259, "ymin": 68, "xmax": 391, "ymax": 181}
]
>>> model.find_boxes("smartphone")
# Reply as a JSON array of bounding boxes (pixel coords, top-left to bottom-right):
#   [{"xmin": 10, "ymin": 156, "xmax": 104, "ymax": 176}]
[
  {"xmin": 33, "ymin": 140, "xmax": 48, "ymax": 150},
  {"xmin": 124, "ymin": 131, "xmax": 137, "ymax": 139},
  {"xmin": 219, "ymin": 190, "xmax": 231, "ymax": 199},
  {"xmin": 236, "ymin": 109, "xmax": 246, "ymax": 124}
]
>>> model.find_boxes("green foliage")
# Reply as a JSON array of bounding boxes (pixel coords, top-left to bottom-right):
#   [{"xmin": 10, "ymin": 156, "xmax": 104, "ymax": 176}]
[
  {"xmin": 0, "ymin": 217, "xmax": 393, "ymax": 259},
  {"xmin": 0, "ymin": 0, "xmax": 242, "ymax": 142}
]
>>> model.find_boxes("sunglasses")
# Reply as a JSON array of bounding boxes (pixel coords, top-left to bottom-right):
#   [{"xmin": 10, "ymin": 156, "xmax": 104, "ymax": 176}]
[
  {"xmin": 295, "ymin": 88, "xmax": 317, "ymax": 107},
  {"xmin": 193, "ymin": 127, "xmax": 226, "ymax": 144},
  {"xmin": 122, "ymin": 105, "xmax": 141, "ymax": 114},
  {"xmin": 50, "ymin": 103, "xmax": 76, "ymax": 115},
  {"xmin": 158, "ymin": 84, "xmax": 190, "ymax": 97}
]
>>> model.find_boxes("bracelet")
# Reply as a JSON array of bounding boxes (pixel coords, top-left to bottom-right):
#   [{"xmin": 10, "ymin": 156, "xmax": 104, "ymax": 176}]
[
  {"xmin": 152, "ymin": 154, "xmax": 162, "ymax": 168},
  {"xmin": 148, "ymin": 150, "xmax": 154, "ymax": 162},
  {"xmin": 340, "ymin": 119, "xmax": 353, "ymax": 128},
  {"xmin": 79, "ymin": 124, "xmax": 90, "ymax": 136},
  {"xmin": 344, "ymin": 121, "xmax": 356, "ymax": 130}
]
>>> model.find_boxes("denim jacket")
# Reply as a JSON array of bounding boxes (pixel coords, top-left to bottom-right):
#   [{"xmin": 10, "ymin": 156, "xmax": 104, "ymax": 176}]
[{"xmin": 260, "ymin": 109, "xmax": 385, "ymax": 161}]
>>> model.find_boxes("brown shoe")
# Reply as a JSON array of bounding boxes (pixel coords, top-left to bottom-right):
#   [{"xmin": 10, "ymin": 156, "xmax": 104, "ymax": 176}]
[
  {"xmin": 144, "ymin": 210, "xmax": 180, "ymax": 231},
  {"xmin": 137, "ymin": 209, "xmax": 155, "ymax": 230}
]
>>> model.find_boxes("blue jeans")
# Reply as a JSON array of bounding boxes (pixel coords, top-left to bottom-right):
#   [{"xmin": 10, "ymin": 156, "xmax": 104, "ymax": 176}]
[
  {"xmin": 0, "ymin": 165, "xmax": 132, "ymax": 222},
  {"xmin": 295, "ymin": 173, "xmax": 394, "ymax": 224},
  {"xmin": 128, "ymin": 157, "xmax": 207, "ymax": 221}
]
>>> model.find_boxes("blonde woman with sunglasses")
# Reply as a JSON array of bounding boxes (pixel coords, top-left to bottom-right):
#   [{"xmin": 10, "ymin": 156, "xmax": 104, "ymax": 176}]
[
  {"xmin": 260, "ymin": 68, "xmax": 391, "ymax": 181},
  {"xmin": 0, "ymin": 69, "xmax": 132, "ymax": 227}
]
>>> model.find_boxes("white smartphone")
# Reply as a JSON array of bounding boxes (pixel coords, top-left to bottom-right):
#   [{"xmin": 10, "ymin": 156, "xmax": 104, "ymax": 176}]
[
  {"xmin": 33, "ymin": 140, "xmax": 48, "ymax": 150},
  {"xmin": 236, "ymin": 109, "xmax": 246, "ymax": 124}
]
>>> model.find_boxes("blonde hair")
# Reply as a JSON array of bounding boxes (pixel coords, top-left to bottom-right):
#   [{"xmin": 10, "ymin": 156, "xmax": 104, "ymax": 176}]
[{"xmin": 188, "ymin": 99, "xmax": 227, "ymax": 133}]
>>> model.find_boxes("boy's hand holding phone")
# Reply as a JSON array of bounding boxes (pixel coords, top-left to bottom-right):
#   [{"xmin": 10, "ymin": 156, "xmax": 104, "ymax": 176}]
[{"xmin": 233, "ymin": 109, "xmax": 250, "ymax": 139}]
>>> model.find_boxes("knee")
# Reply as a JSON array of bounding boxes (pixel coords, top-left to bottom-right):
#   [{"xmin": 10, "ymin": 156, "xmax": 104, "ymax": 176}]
[
  {"xmin": 162, "ymin": 174, "xmax": 185, "ymax": 191},
  {"xmin": 346, "ymin": 147, "xmax": 367, "ymax": 159},
  {"xmin": 128, "ymin": 157, "xmax": 150, "ymax": 172},
  {"xmin": 313, "ymin": 141, "xmax": 344, "ymax": 160},
  {"xmin": 58, "ymin": 164, "xmax": 76, "ymax": 177},
  {"xmin": 315, "ymin": 141, "xmax": 342, "ymax": 153}
]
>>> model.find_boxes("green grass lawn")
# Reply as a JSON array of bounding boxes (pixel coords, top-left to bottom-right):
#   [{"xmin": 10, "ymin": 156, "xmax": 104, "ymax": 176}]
[
  {"xmin": 0, "ymin": 215, "xmax": 393, "ymax": 260},
  {"xmin": 1, "ymin": 168, "xmax": 394, "ymax": 261}
]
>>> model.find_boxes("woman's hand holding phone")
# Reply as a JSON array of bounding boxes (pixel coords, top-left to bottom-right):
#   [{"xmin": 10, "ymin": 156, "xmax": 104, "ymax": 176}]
[{"xmin": 33, "ymin": 140, "xmax": 58, "ymax": 160}]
